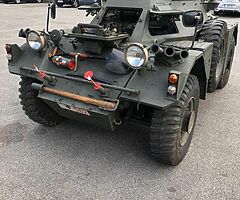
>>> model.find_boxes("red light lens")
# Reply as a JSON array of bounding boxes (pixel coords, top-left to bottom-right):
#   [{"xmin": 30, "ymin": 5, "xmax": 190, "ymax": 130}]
[
  {"xmin": 5, "ymin": 44, "xmax": 12, "ymax": 54},
  {"xmin": 68, "ymin": 60, "xmax": 75, "ymax": 70}
]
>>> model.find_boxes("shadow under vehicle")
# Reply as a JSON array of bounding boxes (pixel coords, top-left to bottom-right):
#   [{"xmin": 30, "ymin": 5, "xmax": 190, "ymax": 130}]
[{"xmin": 5, "ymin": 0, "xmax": 238, "ymax": 166}]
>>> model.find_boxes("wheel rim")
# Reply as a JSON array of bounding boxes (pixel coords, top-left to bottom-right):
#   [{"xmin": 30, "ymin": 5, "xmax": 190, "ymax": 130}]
[
  {"xmin": 15, "ymin": 0, "xmax": 20, "ymax": 3},
  {"xmin": 215, "ymin": 42, "xmax": 225, "ymax": 83},
  {"xmin": 227, "ymin": 42, "xmax": 235, "ymax": 69},
  {"xmin": 180, "ymin": 97, "xmax": 196, "ymax": 147},
  {"xmin": 37, "ymin": 0, "xmax": 41, "ymax": 2}
]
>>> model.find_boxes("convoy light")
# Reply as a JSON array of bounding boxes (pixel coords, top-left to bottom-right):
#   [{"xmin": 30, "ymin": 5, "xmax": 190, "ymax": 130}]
[
  {"xmin": 27, "ymin": 31, "xmax": 46, "ymax": 51},
  {"xmin": 124, "ymin": 43, "xmax": 148, "ymax": 69}
]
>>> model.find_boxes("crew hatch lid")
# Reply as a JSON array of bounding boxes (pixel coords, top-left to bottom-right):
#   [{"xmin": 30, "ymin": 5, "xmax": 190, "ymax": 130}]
[{"xmin": 150, "ymin": 3, "xmax": 182, "ymax": 14}]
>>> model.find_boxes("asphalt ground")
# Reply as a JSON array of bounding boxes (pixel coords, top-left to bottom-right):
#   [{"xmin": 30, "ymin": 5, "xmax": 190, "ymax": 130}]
[{"xmin": 0, "ymin": 4, "xmax": 240, "ymax": 200}]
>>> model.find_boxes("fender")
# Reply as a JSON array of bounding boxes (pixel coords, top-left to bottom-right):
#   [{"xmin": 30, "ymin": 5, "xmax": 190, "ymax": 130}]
[{"xmin": 121, "ymin": 41, "xmax": 213, "ymax": 108}]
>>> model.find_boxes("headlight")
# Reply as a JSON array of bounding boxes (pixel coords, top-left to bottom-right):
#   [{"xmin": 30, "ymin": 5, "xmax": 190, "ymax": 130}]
[
  {"xmin": 125, "ymin": 43, "xmax": 148, "ymax": 69},
  {"xmin": 27, "ymin": 31, "xmax": 46, "ymax": 51}
]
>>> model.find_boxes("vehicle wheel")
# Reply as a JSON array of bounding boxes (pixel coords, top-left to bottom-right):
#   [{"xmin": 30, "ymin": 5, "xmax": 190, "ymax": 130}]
[
  {"xmin": 3, "ymin": 0, "xmax": 8, "ymax": 3},
  {"xmin": 19, "ymin": 77, "xmax": 64, "ymax": 127},
  {"xmin": 197, "ymin": 20, "xmax": 227, "ymax": 93},
  {"xmin": 218, "ymin": 38, "xmax": 235, "ymax": 89},
  {"xmin": 150, "ymin": 75, "xmax": 200, "ymax": 166},
  {"xmin": 72, "ymin": 0, "xmax": 79, "ymax": 7},
  {"xmin": 15, "ymin": 0, "xmax": 21, "ymax": 4},
  {"xmin": 57, "ymin": 3, "xmax": 63, "ymax": 7}
]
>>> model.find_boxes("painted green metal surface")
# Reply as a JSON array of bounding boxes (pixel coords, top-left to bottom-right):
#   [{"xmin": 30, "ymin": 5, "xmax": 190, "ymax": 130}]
[{"xmin": 7, "ymin": 0, "xmax": 238, "ymax": 129}]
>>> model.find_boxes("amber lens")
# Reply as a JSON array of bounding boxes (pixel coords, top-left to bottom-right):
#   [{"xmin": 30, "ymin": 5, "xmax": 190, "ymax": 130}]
[{"xmin": 169, "ymin": 74, "xmax": 178, "ymax": 84}]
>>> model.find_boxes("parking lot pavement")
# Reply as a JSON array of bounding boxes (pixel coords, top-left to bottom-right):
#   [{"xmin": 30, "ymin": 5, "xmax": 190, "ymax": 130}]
[{"xmin": 0, "ymin": 4, "xmax": 240, "ymax": 200}]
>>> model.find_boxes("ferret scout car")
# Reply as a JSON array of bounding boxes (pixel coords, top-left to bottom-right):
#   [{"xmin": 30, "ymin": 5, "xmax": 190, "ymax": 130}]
[{"xmin": 5, "ymin": 0, "xmax": 238, "ymax": 165}]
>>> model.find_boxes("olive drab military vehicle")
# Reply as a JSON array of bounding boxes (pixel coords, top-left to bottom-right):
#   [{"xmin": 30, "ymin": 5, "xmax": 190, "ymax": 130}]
[{"xmin": 5, "ymin": 0, "xmax": 238, "ymax": 165}]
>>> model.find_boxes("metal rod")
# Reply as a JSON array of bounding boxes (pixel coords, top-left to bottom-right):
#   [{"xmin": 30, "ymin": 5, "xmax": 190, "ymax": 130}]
[
  {"xmin": 21, "ymin": 67, "xmax": 140, "ymax": 95},
  {"xmin": 31, "ymin": 83, "xmax": 116, "ymax": 110},
  {"xmin": 46, "ymin": 4, "xmax": 50, "ymax": 33}
]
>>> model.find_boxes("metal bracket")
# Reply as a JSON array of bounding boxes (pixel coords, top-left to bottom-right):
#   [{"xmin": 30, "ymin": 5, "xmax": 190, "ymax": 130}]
[{"xmin": 99, "ymin": 98, "xmax": 120, "ymax": 111}]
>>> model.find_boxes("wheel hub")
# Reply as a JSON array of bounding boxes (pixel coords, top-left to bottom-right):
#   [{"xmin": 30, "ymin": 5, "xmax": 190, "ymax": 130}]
[
  {"xmin": 215, "ymin": 43, "xmax": 225, "ymax": 82},
  {"xmin": 188, "ymin": 111, "xmax": 195, "ymax": 133},
  {"xmin": 180, "ymin": 97, "xmax": 196, "ymax": 147}
]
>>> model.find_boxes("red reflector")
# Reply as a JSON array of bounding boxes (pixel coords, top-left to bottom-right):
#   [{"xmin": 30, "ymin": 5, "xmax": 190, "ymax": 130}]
[
  {"xmin": 5, "ymin": 44, "xmax": 12, "ymax": 54},
  {"xmin": 68, "ymin": 60, "xmax": 75, "ymax": 70},
  {"xmin": 84, "ymin": 71, "xmax": 93, "ymax": 79}
]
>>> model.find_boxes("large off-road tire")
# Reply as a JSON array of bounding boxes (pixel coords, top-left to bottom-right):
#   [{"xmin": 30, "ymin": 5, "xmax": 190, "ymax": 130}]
[
  {"xmin": 197, "ymin": 20, "xmax": 227, "ymax": 93},
  {"xmin": 19, "ymin": 77, "xmax": 64, "ymax": 127},
  {"xmin": 218, "ymin": 37, "xmax": 235, "ymax": 89},
  {"xmin": 150, "ymin": 75, "xmax": 200, "ymax": 166}
]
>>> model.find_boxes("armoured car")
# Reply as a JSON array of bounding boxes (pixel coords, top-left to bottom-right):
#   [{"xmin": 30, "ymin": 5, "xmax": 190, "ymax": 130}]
[{"xmin": 5, "ymin": 0, "xmax": 238, "ymax": 165}]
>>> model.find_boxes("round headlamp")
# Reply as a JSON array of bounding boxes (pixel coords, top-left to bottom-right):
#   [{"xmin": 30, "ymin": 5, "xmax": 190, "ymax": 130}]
[
  {"xmin": 27, "ymin": 31, "xmax": 46, "ymax": 51},
  {"xmin": 125, "ymin": 43, "xmax": 148, "ymax": 69}
]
